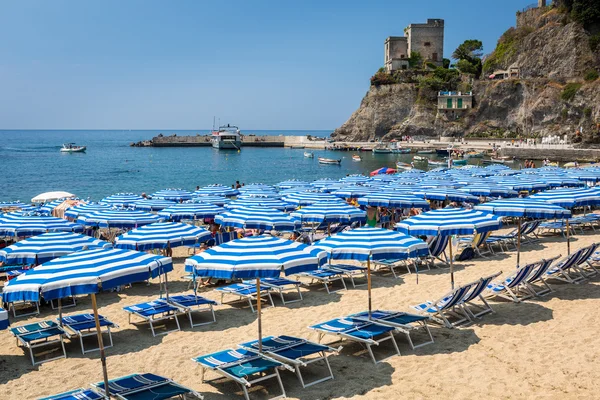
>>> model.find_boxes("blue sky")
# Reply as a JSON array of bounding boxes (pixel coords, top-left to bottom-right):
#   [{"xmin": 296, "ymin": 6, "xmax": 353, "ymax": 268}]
[{"xmin": 0, "ymin": 0, "xmax": 532, "ymax": 130}]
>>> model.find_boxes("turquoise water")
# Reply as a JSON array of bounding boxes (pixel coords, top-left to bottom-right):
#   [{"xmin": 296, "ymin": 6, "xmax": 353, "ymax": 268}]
[{"xmin": 0, "ymin": 130, "xmax": 476, "ymax": 202}]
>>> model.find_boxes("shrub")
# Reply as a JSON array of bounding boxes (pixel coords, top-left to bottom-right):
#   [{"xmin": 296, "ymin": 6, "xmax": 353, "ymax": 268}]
[
  {"xmin": 561, "ymin": 82, "xmax": 582, "ymax": 101},
  {"xmin": 584, "ymin": 69, "xmax": 599, "ymax": 81},
  {"xmin": 590, "ymin": 34, "xmax": 600, "ymax": 52},
  {"xmin": 561, "ymin": 108, "xmax": 569, "ymax": 119},
  {"xmin": 370, "ymin": 72, "xmax": 396, "ymax": 86},
  {"xmin": 584, "ymin": 107, "xmax": 592, "ymax": 117}
]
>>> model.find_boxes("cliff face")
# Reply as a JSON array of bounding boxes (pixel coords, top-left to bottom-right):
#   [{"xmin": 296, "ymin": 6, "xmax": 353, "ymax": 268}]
[{"xmin": 332, "ymin": 7, "xmax": 600, "ymax": 143}]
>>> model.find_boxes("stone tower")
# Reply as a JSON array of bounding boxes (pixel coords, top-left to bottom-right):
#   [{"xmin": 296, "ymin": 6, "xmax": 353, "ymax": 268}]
[
  {"xmin": 538, "ymin": 0, "xmax": 546, "ymax": 7},
  {"xmin": 406, "ymin": 19, "xmax": 444, "ymax": 67}
]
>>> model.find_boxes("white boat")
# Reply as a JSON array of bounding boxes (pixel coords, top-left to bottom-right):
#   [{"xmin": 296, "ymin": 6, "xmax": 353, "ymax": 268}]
[
  {"xmin": 486, "ymin": 157, "xmax": 515, "ymax": 164},
  {"xmin": 428, "ymin": 159, "xmax": 446, "ymax": 166},
  {"xmin": 304, "ymin": 152, "xmax": 314, "ymax": 158},
  {"xmin": 318, "ymin": 157, "xmax": 341, "ymax": 165},
  {"xmin": 396, "ymin": 161, "xmax": 412, "ymax": 170},
  {"xmin": 211, "ymin": 124, "xmax": 242, "ymax": 150},
  {"xmin": 352, "ymin": 154, "xmax": 361, "ymax": 161},
  {"xmin": 60, "ymin": 143, "xmax": 86, "ymax": 153},
  {"xmin": 413, "ymin": 155, "xmax": 427, "ymax": 161}
]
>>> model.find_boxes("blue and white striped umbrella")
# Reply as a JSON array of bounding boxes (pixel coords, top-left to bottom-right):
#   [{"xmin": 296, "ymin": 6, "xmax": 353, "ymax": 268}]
[
  {"xmin": 185, "ymin": 235, "xmax": 327, "ymax": 279},
  {"xmin": 215, "ymin": 206, "xmax": 301, "ymax": 231},
  {"xmin": 0, "ymin": 232, "xmax": 111, "ymax": 265},
  {"xmin": 100, "ymin": 193, "xmax": 144, "ymax": 207},
  {"xmin": 277, "ymin": 186, "xmax": 314, "ymax": 196},
  {"xmin": 310, "ymin": 178, "xmax": 337, "ymax": 189},
  {"xmin": 115, "ymin": 222, "xmax": 212, "ymax": 251},
  {"xmin": 2, "ymin": 248, "xmax": 173, "ymax": 303},
  {"xmin": 78, "ymin": 210, "xmax": 164, "ymax": 228},
  {"xmin": 193, "ymin": 185, "xmax": 239, "ymax": 197},
  {"xmin": 226, "ymin": 198, "xmax": 296, "ymax": 211},
  {"xmin": 238, "ymin": 183, "xmax": 276, "ymax": 192},
  {"xmin": 133, "ymin": 199, "xmax": 177, "ymax": 211},
  {"xmin": 332, "ymin": 185, "xmax": 382, "ymax": 199},
  {"xmin": 357, "ymin": 193, "xmax": 430, "ymax": 209},
  {"xmin": 290, "ymin": 201, "xmax": 367, "ymax": 224},
  {"xmin": 312, "ymin": 227, "xmax": 429, "ymax": 261},
  {"xmin": 395, "ymin": 208, "xmax": 503, "ymax": 236},
  {"xmin": 458, "ymin": 184, "xmax": 518, "ymax": 198},
  {"xmin": 278, "ymin": 179, "xmax": 310, "ymax": 189},
  {"xmin": 64, "ymin": 203, "xmax": 112, "ymax": 220},
  {"xmin": 474, "ymin": 198, "xmax": 571, "ymax": 218},
  {"xmin": 412, "ymin": 188, "xmax": 480, "ymax": 203},
  {"xmin": 495, "ymin": 178, "xmax": 548, "ymax": 191},
  {"xmin": 0, "ymin": 201, "xmax": 29, "ymax": 210},
  {"xmin": 530, "ymin": 188, "xmax": 600, "ymax": 208},
  {"xmin": 237, "ymin": 190, "xmax": 280, "ymax": 198},
  {"xmin": 0, "ymin": 212, "xmax": 84, "ymax": 237},
  {"xmin": 39, "ymin": 199, "xmax": 67, "ymax": 214},
  {"xmin": 282, "ymin": 191, "xmax": 339, "ymax": 206},
  {"xmin": 191, "ymin": 196, "xmax": 231, "ymax": 206},
  {"xmin": 151, "ymin": 189, "xmax": 193, "ymax": 202},
  {"xmin": 340, "ymin": 174, "xmax": 370, "ymax": 184},
  {"xmin": 158, "ymin": 203, "xmax": 225, "ymax": 221}
]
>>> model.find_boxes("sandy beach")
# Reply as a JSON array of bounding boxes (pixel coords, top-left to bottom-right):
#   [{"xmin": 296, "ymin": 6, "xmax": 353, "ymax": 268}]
[{"xmin": 1, "ymin": 228, "xmax": 599, "ymax": 400}]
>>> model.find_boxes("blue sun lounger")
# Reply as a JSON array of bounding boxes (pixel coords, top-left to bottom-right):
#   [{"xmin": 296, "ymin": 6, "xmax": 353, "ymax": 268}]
[
  {"xmin": 309, "ymin": 317, "xmax": 400, "ymax": 364},
  {"xmin": 92, "ymin": 372, "xmax": 203, "ymax": 400},
  {"xmin": 163, "ymin": 294, "xmax": 218, "ymax": 328},
  {"xmin": 294, "ymin": 269, "xmax": 347, "ymax": 294},
  {"xmin": 459, "ymin": 272, "xmax": 502, "ymax": 318},
  {"xmin": 59, "ymin": 313, "xmax": 118, "ymax": 355},
  {"xmin": 38, "ymin": 388, "xmax": 103, "ymax": 400},
  {"xmin": 349, "ymin": 310, "xmax": 434, "ymax": 350},
  {"xmin": 193, "ymin": 348, "xmax": 289, "ymax": 400},
  {"xmin": 11, "ymin": 320, "xmax": 66, "ymax": 365},
  {"xmin": 411, "ymin": 283, "xmax": 474, "ymax": 328},
  {"xmin": 486, "ymin": 263, "xmax": 538, "ymax": 302},
  {"xmin": 215, "ymin": 282, "xmax": 274, "ymax": 313},
  {"xmin": 123, "ymin": 300, "xmax": 181, "ymax": 336},
  {"xmin": 371, "ymin": 257, "xmax": 419, "ymax": 278},
  {"xmin": 243, "ymin": 278, "xmax": 303, "ymax": 305},
  {"xmin": 325, "ymin": 264, "xmax": 367, "ymax": 288},
  {"xmin": 523, "ymin": 256, "xmax": 561, "ymax": 296},
  {"xmin": 239, "ymin": 335, "xmax": 340, "ymax": 388},
  {"xmin": 545, "ymin": 247, "xmax": 589, "ymax": 284}
]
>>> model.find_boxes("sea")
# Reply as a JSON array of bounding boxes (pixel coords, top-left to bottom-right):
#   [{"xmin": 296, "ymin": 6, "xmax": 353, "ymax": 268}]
[{"xmin": 0, "ymin": 129, "xmax": 476, "ymax": 203}]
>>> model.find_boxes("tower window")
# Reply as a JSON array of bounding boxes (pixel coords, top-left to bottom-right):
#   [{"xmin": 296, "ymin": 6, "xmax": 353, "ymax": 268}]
[{"xmin": 424, "ymin": 42, "xmax": 431, "ymax": 47}]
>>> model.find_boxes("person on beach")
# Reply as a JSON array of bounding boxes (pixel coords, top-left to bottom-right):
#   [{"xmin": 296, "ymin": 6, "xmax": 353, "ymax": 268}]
[{"xmin": 235, "ymin": 181, "xmax": 241, "ymax": 189}]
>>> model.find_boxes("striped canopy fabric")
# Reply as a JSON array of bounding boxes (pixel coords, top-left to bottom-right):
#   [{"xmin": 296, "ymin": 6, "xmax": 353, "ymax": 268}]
[
  {"xmin": 78, "ymin": 209, "xmax": 164, "ymax": 228},
  {"xmin": 237, "ymin": 190, "xmax": 280, "ymax": 199},
  {"xmin": 312, "ymin": 227, "xmax": 428, "ymax": 261},
  {"xmin": 474, "ymin": 198, "xmax": 571, "ymax": 218},
  {"xmin": 215, "ymin": 206, "xmax": 301, "ymax": 231},
  {"xmin": 193, "ymin": 184, "xmax": 239, "ymax": 197},
  {"xmin": 290, "ymin": 201, "xmax": 367, "ymax": 224},
  {"xmin": 277, "ymin": 179, "xmax": 310, "ymax": 189},
  {"xmin": 395, "ymin": 208, "xmax": 503, "ymax": 236},
  {"xmin": 0, "ymin": 232, "xmax": 111, "ymax": 265},
  {"xmin": 39, "ymin": 199, "xmax": 66, "ymax": 214},
  {"xmin": 151, "ymin": 189, "xmax": 193, "ymax": 202},
  {"xmin": 412, "ymin": 188, "xmax": 479, "ymax": 203},
  {"xmin": 339, "ymin": 175, "xmax": 370, "ymax": 184},
  {"xmin": 185, "ymin": 235, "xmax": 327, "ymax": 279},
  {"xmin": 115, "ymin": 222, "xmax": 212, "ymax": 251},
  {"xmin": 529, "ymin": 188, "xmax": 600, "ymax": 208},
  {"xmin": 158, "ymin": 203, "xmax": 225, "ymax": 221},
  {"xmin": 64, "ymin": 203, "xmax": 112, "ymax": 220},
  {"xmin": 282, "ymin": 191, "xmax": 339, "ymax": 206},
  {"xmin": 0, "ymin": 212, "xmax": 84, "ymax": 237},
  {"xmin": 133, "ymin": 199, "xmax": 177, "ymax": 211},
  {"xmin": 2, "ymin": 248, "xmax": 173, "ymax": 302},
  {"xmin": 332, "ymin": 186, "xmax": 382, "ymax": 199},
  {"xmin": 225, "ymin": 198, "xmax": 296, "ymax": 211},
  {"xmin": 100, "ymin": 193, "xmax": 144, "ymax": 207},
  {"xmin": 458, "ymin": 184, "xmax": 518, "ymax": 198},
  {"xmin": 357, "ymin": 194, "xmax": 430, "ymax": 209},
  {"xmin": 191, "ymin": 196, "xmax": 231, "ymax": 206}
]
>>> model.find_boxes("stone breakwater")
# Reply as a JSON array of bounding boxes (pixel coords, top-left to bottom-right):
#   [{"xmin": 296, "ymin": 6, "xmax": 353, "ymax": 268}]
[{"xmin": 131, "ymin": 134, "xmax": 328, "ymax": 149}]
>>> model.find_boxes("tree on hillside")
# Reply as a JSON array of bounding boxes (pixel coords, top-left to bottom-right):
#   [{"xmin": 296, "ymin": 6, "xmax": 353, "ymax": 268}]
[{"xmin": 452, "ymin": 39, "xmax": 484, "ymax": 78}]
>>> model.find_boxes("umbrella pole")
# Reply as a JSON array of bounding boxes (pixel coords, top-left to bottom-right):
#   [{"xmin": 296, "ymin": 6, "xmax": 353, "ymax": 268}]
[
  {"xmin": 163, "ymin": 270, "xmax": 170, "ymax": 300},
  {"xmin": 566, "ymin": 218, "xmax": 570, "ymax": 255},
  {"xmin": 367, "ymin": 255, "xmax": 372, "ymax": 318},
  {"xmin": 256, "ymin": 277, "xmax": 262, "ymax": 353},
  {"xmin": 517, "ymin": 217, "xmax": 522, "ymax": 267},
  {"xmin": 91, "ymin": 293, "xmax": 110, "ymax": 397},
  {"xmin": 449, "ymin": 240, "xmax": 454, "ymax": 289},
  {"xmin": 57, "ymin": 298, "xmax": 63, "ymax": 327}
]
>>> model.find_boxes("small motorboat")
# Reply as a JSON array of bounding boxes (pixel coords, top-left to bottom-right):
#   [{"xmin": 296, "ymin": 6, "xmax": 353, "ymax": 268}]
[
  {"xmin": 318, "ymin": 157, "xmax": 341, "ymax": 165},
  {"xmin": 291, "ymin": 145, "xmax": 305, "ymax": 149},
  {"xmin": 413, "ymin": 155, "xmax": 427, "ymax": 161},
  {"xmin": 428, "ymin": 159, "xmax": 446, "ymax": 166},
  {"xmin": 486, "ymin": 157, "xmax": 515, "ymax": 164},
  {"xmin": 436, "ymin": 148, "xmax": 450, "ymax": 156},
  {"xmin": 304, "ymin": 152, "xmax": 314, "ymax": 158},
  {"xmin": 393, "ymin": 148, "xmax": 411, "ymax": 154},
  {"xmin": 60, "ymin": 143, "xmax": 86, "ymax": 153},
  {"xmin": 465, "ymin": 151, "xmax": 484, "ymax": 159},
  {"xmin": 416, "ymin": 149, "xmax": 434, "ymax": 154},
  {"xmin": 449, "ymin": 158, "xmax": 468, "ymax": 166},
  {"xmin": 396, "ymin": 161, "xmax": 412, "ymax": 170},
  {"xmin": 372, "ymin": 147, "xmax": 392, "ymax": 154},
  {"xmin": 352, "ymin": 154, "xmax": 362, "ymax": 161}
]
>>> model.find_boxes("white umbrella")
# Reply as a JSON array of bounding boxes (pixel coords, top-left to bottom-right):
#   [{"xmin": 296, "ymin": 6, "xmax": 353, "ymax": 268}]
[{"xmin": 31, "ymin": 191, "xmax": 75, "ymax": 203}]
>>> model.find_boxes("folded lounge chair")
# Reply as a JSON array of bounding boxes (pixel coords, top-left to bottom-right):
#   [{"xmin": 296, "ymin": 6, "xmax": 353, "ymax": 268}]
[
  {"xmin": 325, "ymin": 263, "xmax": 367, "ymax": 288},
  {"xmin": 309, "ymin": 317, "xmax": 400, "ymax": 364},
  {"xmin": 11, "ymin": 320, "xmax": 66, "ymax": 365},
  {"xmin": 575, "ymin": 243, "xmax": 599, "ymax": 277},
  {"xmin": 123, "ymin": 300, "xmax": 181, "ymax": 336},
  {"xmin": 239, "ymin": 335, "xmax": 339, "ymax": 388},
  {"xmin": 457, "ymin": 231, "xmax": 493, "ymax": 258},
  {"xmin": 485, "ymin": 263, "xmax": 538, "ymax": 302},
  {"xmin": 411, "ymin": 283, "xmax": 474, "ymax": 328},
  {"xmin": 245, "ymin": 278, "xmax": 303, "ymax": 305},
  {"xmin": 38, "ymin": 388, "xmax": 103, "ymax": 400},
  {"xmin": 423, "ymin": 235, "xmax": 449, "ymax": 268},
  {"xmin": 59, "ymin": 313, "xmax": 118, "ymax": 355},
  {"xmin": 545, "ymin": 247, "xmax": 589, "ymax": 284},
  {"xmin": 459, "ymin": 272, "xmax": 502, "ymax": 318},
  {"xmin": 194, "ymin": 348, "xmax": 289, "ymax": 400},
  {"xmin": 294, "ymin": 269, "xmax": 347, "ymax": 294},
  {"xmin": 215, "ymin": 283, "xmax": 274, "ymax": 313},
  {"xmin": 163, "ymin": 294, "xmax": 218, "ymax": 328},
  {"xmin": 350, "ymin": 310, "xmax": 434, "ymax": 350},
  {"xmin": 93, "ymin": 372, "xmax": 203, "ymax": 400}
]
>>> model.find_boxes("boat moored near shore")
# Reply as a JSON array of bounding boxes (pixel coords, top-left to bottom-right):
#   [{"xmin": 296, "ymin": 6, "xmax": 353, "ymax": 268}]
[
  {"xmin": 60, "ymin": 143, "xmax": 86, "ymax": 153},
  {"xmin": 211, "ymin": 124, "xmax": 242, "ymax": 150}
]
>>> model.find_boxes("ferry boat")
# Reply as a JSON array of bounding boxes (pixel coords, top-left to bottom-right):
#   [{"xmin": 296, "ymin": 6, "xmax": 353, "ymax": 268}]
[
  {"xmin": 318, "ymin": 157, "xmax": 341, "ymax": 165},
  {"xmin": 60, "ymin": 143, "xmax": 86, "ymax": 153},
  {"xmin": 211, "ymin": 124, "xmax": 242, "ymax": 150}
]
